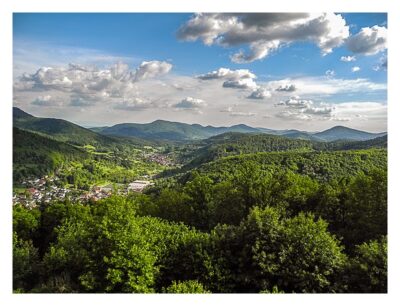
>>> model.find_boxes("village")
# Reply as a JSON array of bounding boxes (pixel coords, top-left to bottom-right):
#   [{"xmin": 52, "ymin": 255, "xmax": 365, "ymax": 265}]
[{"xmin": 12, "ymin": 175, "xmax": 154, "ymax": 209}]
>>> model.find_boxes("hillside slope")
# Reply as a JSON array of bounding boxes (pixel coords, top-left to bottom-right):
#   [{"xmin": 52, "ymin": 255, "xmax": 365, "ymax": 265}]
[
  {"xmin": 13, "ymin": 127, "xmax": 88, "ymax": 182},
  {"xmin": 13, "ymin": 107, "xmax": 120, "ymax": 147}
]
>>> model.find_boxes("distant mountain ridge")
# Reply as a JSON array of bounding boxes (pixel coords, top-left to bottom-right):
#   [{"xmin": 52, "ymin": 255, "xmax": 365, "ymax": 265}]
[
  {"xmin": 94, "ymin": 119, "xmax": 386, "ymax": 142},
  {"xmin": 313, "ymin": 126, "xmax": 387, "ymax": 141},
  {"xmin": 13, "ymin": 107, "xmax": 386, "ymax": 143}
]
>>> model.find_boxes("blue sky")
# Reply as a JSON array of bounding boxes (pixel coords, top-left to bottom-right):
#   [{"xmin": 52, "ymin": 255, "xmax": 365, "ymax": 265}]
[{"xmin": 13, "ymin": 13, "xmax": 387, "ymax": 132}]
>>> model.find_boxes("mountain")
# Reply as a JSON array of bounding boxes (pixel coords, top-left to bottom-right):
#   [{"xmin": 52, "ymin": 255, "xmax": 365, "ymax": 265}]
[
  {"xmin": 96, "ymin": 119, "xmax": 385, "ymax": 142},
  {"xmin": 13, "ymin": 107, "xmax": 34, "ymax": 120},
  {"xmin": 13, "ymin": 107, "xmax": 123, "ymax": 147},
  {"xmin": 13, "ymin": 107, "xmax": 386, "ymax": 143},
  {"xmin": 13, "ymin": 127, "xmax": 88, "ymax": 182},
  {"xmin": 96, "ymin": 120, "xmax": 260, "ymax": 141},
  {"xmin": 313, "ymin": 126, "xmax": 386, "ymax": 142}
]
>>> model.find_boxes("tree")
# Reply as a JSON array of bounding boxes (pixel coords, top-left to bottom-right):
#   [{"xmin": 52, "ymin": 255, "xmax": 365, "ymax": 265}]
[
  {"xmin": 207, "ymin": 206, "xmax": 347, "ymax": 293},
  {"xmin": 40, "ymin": 196, "xmax": 208, "ymax": 293},
  {"xmin": 162, "ymin": 280, "xmax": 210, "ymax": 293},
  {"xmin": 13, "ymin": 205, "xmax": 40, "ymax": 242},
  {"xmin": 345, "ymin": 236, "xmax": 387, "ymax": 293},
  {"xmin": 13, "ymin": 232, "xmax": 39, "ymax": 291}
]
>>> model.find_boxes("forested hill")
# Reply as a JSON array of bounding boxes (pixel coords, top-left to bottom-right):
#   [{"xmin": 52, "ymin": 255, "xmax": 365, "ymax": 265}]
[
  {"xmin": 13, "ymin": 127, "xmax": 88, "ymax": 182},
  {"xmin": 313, "ymin": 125, "xmax": 386, "ymax": 141},
  {"xmin": 13, "ymin": 107, "xmax": 121, "ymax": 147},
  {"xmin": 94, "ymin": 120, "xmax": 261, "ymax": 141},
  {"xmin": 190, "ymin": 149, "xmax": 387, "ymax": 182},
  {"xmin": 315, "ymin": 135, "xmax": 387, "ymax": 151},
  {"xmin": 183, "ymin": 132, "xmax": 315, "ymax": 167},
  {"xmin": 173, "ymin": 132, "xmax": 387, "ymax": 169}
]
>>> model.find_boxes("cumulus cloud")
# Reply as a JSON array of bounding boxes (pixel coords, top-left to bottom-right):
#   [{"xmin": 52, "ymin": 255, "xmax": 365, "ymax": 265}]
[
  {"xmin": 174, "ymin": 96, "xmax": 206, "ymax": 109},
  {"xmin": 303, "ymin": 105, "xmax": 334, "ymax": 115},
  {"xmin": 133, "ymin": 61, "xmax": 172, "ymax": 81},
  {"xmin": 275, "ymin": 96, "xmax": 335, "ymax": 120},
  {"xmin": 352, "ymin": 66, "xmax": 361, "ymax": 72},
  {"xmin": 178, "ymin": 13, "xmax": 349, "ymax": 63},
  {"xmin": 248, "ymin": 87, "xmax": 272, "ymax": 99},
  {"xmin": 198, "ymin": 67, "xmax": 258, "ymax": 90},
  {"xmin": 31, "ymin": 95, "xmax": 55, "ymax": 106},
  {"xmin": 231, "ymin": 40, "xmax": 280, "ymax": 63},
  {"xmin": 275, "ymin": 84, "xmax": 296, "ymax": 92},
  {"xmin": 277, "ymin": 96, "xmax": 314, "ymax": 109},
  {"xmin": 197, "ymin": 68, "xmax": 255, "ymax": 80},
  {"xmin": 223, "ymin": 78, "xmax": 258, "ymax": 90},
  {"xmin": 340, "ymin": 55, "xmax": 356, "ymax": 62},
  {"xmin": 346, "ymin": 25, "xmax": 387, "ymax": 55},
  {"xmin": 14, "ymin": 60, "xmax": 173, "ymax": 108}
]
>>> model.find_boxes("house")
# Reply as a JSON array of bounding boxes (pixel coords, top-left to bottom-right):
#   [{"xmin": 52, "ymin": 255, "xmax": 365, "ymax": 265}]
[
  {"xmin": 27, "ymin": 188, "xmax": 37, "ymax": 195},
  {"xmin": 128, "ymin": 180, "xmax": 154, "ymax": 192}
]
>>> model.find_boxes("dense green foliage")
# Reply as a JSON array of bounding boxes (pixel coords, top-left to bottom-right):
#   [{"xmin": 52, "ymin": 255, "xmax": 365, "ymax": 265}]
[
  {"xmin": 192, "ymin": 149, "xmax": 386, "ymax": 182},
  {"xmin": 13, "ymin": 127, "xmax": 88, "ymax": 181},
  {"xmin": 13, "ymin": 160, "xmax": 387, "ymax": 292},
  {"xmin": 184, "ymin": 132, "xmax": 314, "ymax": 166}
]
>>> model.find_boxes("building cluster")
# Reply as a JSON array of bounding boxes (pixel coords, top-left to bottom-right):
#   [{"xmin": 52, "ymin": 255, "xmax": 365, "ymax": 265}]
[
  {"xmin": 13, "ymin": 176, "xmax": 70, "ymax": 208},
  {"xmin": 146, "ymin": 153, "xmax": 174, "ymax": 166},
  {"xmin": 13, "ymin": 176, "xmax": 154, "ymax": 208}
]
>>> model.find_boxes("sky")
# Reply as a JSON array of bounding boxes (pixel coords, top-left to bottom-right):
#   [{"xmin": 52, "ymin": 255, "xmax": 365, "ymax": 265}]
[{"xmin": 13, "ymin": 13, "xmax": 387, "ymax": 132}]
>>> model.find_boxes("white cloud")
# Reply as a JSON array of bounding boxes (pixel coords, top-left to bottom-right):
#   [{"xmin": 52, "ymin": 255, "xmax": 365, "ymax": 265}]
[
  {"xmin": 231, "ymin": 40, "xmax": 280, "ymax": 63},
  {"xmin": 198, "ymin": 67, "xmax": 258, "ymax": 90},
  {"xmin": 174, "ymin": 97, "xmax": 206, "ymax": 109},
  {"xmin": 275, "ymin": 96, "xmax": 335, "ymax": 120},
  {"xmin": 266, "ymin": 76, "xmax": 386, "ymax": 96},
  {"xmin": 277, "ymin": 96, "xmax": 314, "ymax": 109},
  {"xmin": 352, "ymin": 66, "xmax": 361, "ymax": 72},
  {"xmin": 197, "ymin": 68, "xmax": 255, "ymax": 80},
  {"xmin": 14, "ymin": 60, "xmax": 173, "ymax": 108},
  {"xmin": 340, "ymin": 55, "xmax": 356, "ymax": 62},
  {"xmin": 223, "ymin": 78, "xmax": 258, "ymax": 90},
  {"xmin": 178, "ymin": 13, "xmax": 349, "ymax": 63},
  {"xmin": 248, "ymin": 87, "xmax": 272, "ymax": 99},
  {"xmin": 275, "ymin": 84, "xmax": 296, "ymax": 92},
  {"xmin": 346, "ymin": 25, "xmax": 387, "ymax": 55},
  {"xmin": 229, "ymin": 111, "xmax": 257, "ymax": 117},
  {"xmin": 113, "ymin": 97, "xmax": 153, "ymax": 111},
  {"xmin": 325, "ymin": 69, "xmax": 335, "ymax": 78},
  {"xmin": 220, "ymin": 106, "xmax": 256, "ymax": 117},
  {"xmin": 133, "ymin": 61, "xmax": 172, "ymax": 81}
]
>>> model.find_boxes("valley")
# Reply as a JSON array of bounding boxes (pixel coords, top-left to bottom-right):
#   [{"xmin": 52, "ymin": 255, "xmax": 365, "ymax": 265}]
[{"xmin": 12, "ymin": 107, "xmax": 388, "ymax": 293}]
